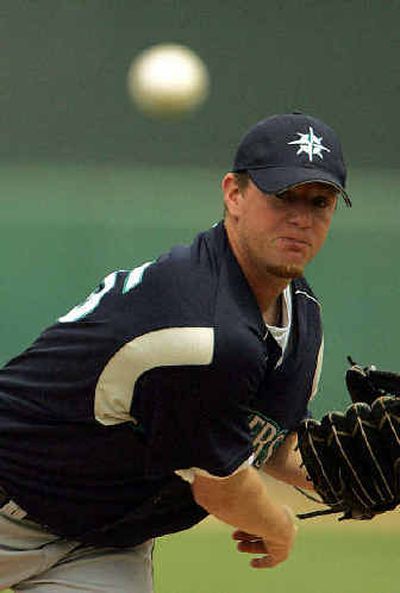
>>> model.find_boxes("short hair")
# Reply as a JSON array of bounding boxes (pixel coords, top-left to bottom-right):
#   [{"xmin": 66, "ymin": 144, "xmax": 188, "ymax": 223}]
[
  {"xmin": 233, "ymin": 171, "xmax": 250, "ymax": 192},
  {"xmin": 223, "ymin": 171, "xmax": 251, "ymax": 219}
]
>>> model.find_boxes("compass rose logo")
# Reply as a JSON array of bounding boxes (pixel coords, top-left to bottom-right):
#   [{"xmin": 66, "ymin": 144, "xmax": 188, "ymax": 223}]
[{"xmin": 288, "ymin": 126, "xmax": 330, "ymax": 162}]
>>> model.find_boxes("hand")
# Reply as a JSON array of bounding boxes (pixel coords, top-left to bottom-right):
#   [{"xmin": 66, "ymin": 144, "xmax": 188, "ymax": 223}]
[{"xmin": 232, "ymin": 505, "xmax": 297, "ymax": 569}]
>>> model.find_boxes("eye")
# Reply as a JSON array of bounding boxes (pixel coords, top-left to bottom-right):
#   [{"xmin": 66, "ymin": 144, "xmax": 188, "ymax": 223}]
[{"xmin": 312, "ymin": 195, "xmax": 332, "ymax": 209}]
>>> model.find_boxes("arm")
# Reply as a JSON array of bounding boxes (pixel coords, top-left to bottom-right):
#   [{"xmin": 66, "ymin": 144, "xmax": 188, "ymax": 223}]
[
  {"xmin": 262, "ymin": 432, "xmax": 314, "ymax": 490},
  {"xmin": 191, "ymin": 465, "xmax": 296, "ymax": 569}
]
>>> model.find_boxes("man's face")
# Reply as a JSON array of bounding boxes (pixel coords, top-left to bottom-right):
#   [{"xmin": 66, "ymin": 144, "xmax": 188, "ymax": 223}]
[{"xmin": 223, "ymin": 175, "xmax": 338, "ymax": 279}]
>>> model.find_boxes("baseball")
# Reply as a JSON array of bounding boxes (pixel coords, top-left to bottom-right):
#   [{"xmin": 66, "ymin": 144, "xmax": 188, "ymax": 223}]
[{"xmin": 127, "ymin": 43, "xmax": 210, "ymax": 119}]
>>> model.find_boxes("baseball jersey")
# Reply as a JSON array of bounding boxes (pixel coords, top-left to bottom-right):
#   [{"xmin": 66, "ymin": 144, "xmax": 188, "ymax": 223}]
[{"xmin": 0, "ymin": 222, "xmax": 323, "ymax": 546}]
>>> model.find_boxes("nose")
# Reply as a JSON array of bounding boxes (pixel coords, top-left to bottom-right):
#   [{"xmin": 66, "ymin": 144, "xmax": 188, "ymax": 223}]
[{"xmin": 286, "ymin": 200, "xmax": 313, "ymax": 228}]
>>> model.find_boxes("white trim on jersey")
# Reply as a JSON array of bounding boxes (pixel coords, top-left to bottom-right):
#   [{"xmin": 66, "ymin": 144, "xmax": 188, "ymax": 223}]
[
  {"xmin": 310, "ymin": 337, "xmax": 324, "ymax": 400},
  {"xmin": 294, "ymin": 289, "xmax": 321, "ymax": 307},
  {"xmin": 94, "ymin": 327, "xmax": 214, "ymax": 426}
]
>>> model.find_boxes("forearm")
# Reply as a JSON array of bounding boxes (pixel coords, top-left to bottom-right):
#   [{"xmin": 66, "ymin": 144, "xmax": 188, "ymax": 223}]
[
  {"xmin": 262, "ymin": 432, "xmax": 314, "ymax": 490},
  {"xmin": 191, "ymin": 465, "xmax": 292, "ymax": 537},
  {"xmin": 191, "ymin": 464, "xmax": 296, "ymax": 568}
]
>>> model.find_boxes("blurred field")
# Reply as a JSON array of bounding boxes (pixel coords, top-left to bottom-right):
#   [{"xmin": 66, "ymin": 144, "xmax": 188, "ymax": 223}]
[{"xmin": 154, "ymin": 521, "xmax": 400, "ymax": 593}]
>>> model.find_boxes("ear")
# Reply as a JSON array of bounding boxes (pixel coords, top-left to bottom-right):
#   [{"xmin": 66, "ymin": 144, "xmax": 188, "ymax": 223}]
[{"xmin": 222, "ymin": 173, "xmax": 243, "ymax": 217}]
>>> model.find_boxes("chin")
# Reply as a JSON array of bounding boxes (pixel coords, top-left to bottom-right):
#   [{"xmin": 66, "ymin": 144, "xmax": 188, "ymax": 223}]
[{"xmin": 266, "ymin": 263, "xmax": 305, "ymax": 279}]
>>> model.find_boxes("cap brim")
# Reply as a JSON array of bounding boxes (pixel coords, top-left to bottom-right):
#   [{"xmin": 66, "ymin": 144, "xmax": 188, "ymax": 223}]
[{"xmin": 246, "ymin": 167, "xmax": 351, "ymax": 207}]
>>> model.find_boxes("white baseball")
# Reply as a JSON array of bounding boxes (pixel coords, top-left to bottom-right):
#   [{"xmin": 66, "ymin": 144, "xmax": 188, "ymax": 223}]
[{"xmin": 127, "ymin": 43, "xmax": 210, "ymax": 119}]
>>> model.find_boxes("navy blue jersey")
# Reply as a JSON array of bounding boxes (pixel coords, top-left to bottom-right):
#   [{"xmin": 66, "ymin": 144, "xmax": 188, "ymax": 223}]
[{"xmin": 0, "ymin": 222, "xmax": 322, "ymax": 546}]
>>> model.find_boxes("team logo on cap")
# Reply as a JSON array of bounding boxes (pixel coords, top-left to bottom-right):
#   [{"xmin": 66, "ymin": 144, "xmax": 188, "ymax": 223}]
[{"xmin": 288, "ymin": 126, "xmax": 330, "ymax": 162}]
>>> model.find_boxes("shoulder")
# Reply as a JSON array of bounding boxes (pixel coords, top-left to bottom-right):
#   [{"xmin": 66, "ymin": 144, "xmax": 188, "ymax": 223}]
[
  {"xmin": 146, "ymin": 223, "xmax": 226, "ymax": 292},
  {"xmin": 151, "ymin": 223, "xmax": 224, "ymax": 279},
  {"xmin": 119, "ymin": 223, "xmax": 226, "ymax": 328}
]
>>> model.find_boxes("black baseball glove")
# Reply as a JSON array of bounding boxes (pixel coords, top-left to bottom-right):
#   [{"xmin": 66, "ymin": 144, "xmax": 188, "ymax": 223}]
[{"xmin": 297, "ymin": 359, "xmax": 400, "ymax": 520}]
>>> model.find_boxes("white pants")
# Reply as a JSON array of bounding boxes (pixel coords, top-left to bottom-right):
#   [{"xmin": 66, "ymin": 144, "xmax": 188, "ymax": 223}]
[{"xmin": 0, "ymin": 508, "xmax": 154, "ymax": 592}]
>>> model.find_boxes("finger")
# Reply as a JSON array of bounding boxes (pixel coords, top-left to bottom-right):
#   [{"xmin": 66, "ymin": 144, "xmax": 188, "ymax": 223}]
[
  {"xmin": 251, "ymin": 554, "xmax": 275, "ymax": 569},
  {"xmin": 232, "ymin": 530, "xmax": 261, "ymax": 542},
  {"xmin": 251, "ymin": 554, "xmax": 283, "ymax": 569},
  {"xmin": 236, "ymin": 540, "xmax": 266, "ymax": 554}
]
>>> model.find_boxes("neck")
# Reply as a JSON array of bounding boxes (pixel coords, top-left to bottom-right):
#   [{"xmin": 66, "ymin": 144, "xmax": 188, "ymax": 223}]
[
  {"xmin": 224, "ymin": 221, "xmax": 290, "ymax": 324},
  {"xmin": 247, "ymin": 271, "xmax": 287, "ymax": 325}
]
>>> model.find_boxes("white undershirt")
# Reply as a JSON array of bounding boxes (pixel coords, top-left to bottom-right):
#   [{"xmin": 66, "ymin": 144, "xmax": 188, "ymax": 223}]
[{"xmin": 264, "ymin": 285, "xmax": 292, "ymax": 366}]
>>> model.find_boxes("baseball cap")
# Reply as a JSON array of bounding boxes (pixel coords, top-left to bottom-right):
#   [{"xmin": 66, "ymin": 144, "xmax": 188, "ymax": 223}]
[{"xmin": 232, "ymin": 113, "xmax": 351, "ymax": 206}]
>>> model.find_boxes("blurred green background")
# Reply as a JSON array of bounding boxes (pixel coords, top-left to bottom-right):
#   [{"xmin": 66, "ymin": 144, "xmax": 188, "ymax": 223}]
[{"xmin": 1, "ymin": 1, "xmax": 400, "ymax": 591}]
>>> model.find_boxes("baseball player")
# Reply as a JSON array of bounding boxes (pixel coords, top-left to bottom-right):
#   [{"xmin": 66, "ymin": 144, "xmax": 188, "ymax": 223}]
[{"xmin": 0, "ymin": 113, "xmax": 349, "ymax": 592}]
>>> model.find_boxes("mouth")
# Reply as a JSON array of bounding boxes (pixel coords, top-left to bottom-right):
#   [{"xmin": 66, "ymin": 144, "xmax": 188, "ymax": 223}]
[{"xmin": 276, "ymin": 237, "xmax": 312, "ymax": 250}]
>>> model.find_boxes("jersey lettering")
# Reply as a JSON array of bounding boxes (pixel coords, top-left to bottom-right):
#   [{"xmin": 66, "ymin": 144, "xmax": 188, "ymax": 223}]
[
  {"xmin": 58, "ymin": 272, "xmax": 118, "ymax": 323},
  {"xmin": 123, "ymin": 261, "xmax": 153, "ymax": 293},
  {"xmin": 248, "ymin": 412, "xmax": 287, "ymax": 468},
  {"xmin": 59, "ymin": 262, "xmax": 153, "ymax": 323}
]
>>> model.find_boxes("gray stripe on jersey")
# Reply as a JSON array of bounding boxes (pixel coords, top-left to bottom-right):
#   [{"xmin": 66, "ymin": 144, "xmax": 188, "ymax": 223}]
[{"xmin": 94, "ymin": 327, "xmax": 214, "ymax": 425}]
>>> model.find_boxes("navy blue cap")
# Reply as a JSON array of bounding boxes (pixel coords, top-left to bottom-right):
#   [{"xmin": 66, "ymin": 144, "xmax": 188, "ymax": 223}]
[{"xmin": 232, "ymin": 113, "xmax": 351, "ymax": 206}]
